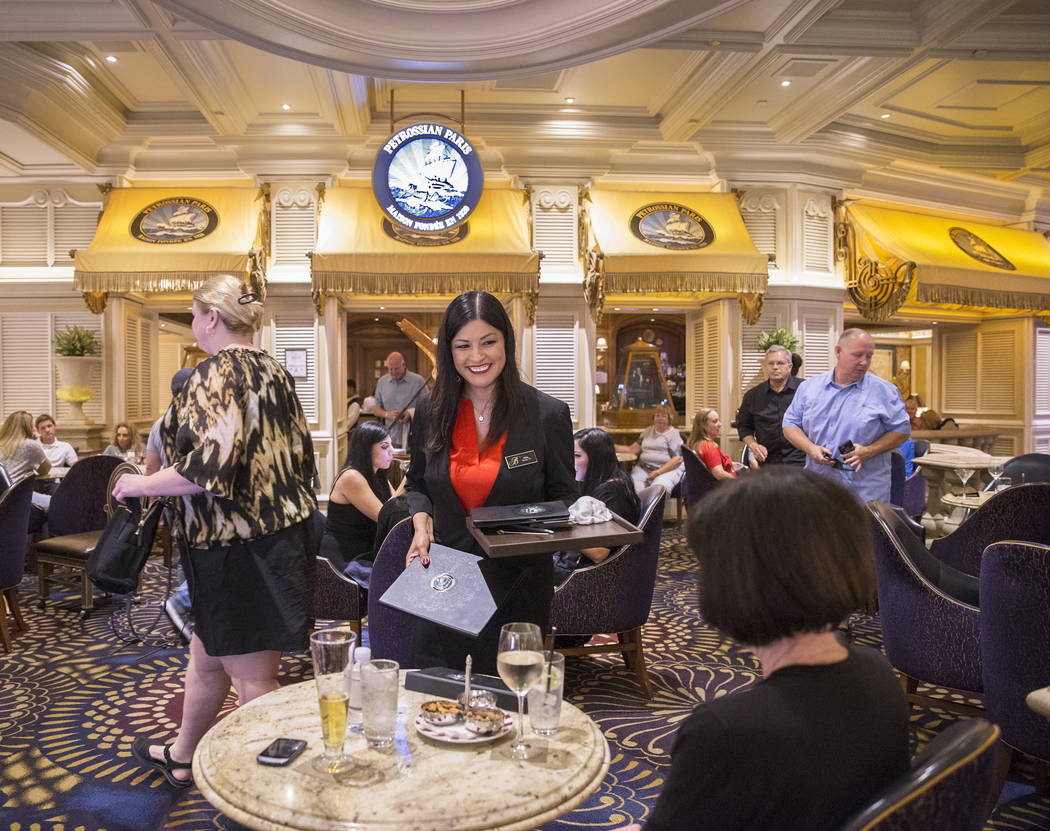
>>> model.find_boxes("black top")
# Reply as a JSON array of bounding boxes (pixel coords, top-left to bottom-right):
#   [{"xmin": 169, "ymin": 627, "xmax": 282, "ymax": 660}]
[
  {"xmin": 735, "ymin": 376, "xmax": 805, "ymax": 466},
  {"xmin": 320, "ymin": 496, "xmax": 377, "ymax": 573},
  {"xmin": 553, "ymin": 477, "xmax": 640, "ymax": 581},
  {"xmin": 645, "ymin": 645, "xmax": 910, "ymax": 831}
]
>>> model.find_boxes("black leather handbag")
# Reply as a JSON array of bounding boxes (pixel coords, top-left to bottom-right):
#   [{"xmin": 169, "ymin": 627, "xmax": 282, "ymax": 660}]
[{"xmin": 86, "ymin": 496, "xmax": 166, "ymax": 595}]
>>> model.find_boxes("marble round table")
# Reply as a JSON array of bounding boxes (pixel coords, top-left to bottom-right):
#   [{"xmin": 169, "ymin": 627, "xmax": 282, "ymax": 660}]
[{"xmin": 193, "ymin": 677, "xmax": 610, "ymax": 831}]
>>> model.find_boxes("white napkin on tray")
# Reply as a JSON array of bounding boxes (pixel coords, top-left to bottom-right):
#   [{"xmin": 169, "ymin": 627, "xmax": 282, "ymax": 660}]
[{"xmin": 568, "ymin": 496, "xmax": 612, "ymax": 525}]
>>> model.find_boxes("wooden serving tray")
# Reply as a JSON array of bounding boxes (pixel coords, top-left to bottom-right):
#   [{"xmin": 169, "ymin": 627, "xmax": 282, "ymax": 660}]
[{"xmin": 466, "ymin": 511, "xmax": 644, "ymax": 558}]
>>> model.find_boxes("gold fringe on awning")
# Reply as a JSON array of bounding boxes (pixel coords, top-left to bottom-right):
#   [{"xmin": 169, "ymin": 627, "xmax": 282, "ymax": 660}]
[
  {"xmin": 74, "ymin": 270, "xmax": 247, "ymax": 294},
  {"xmin": 311, "ymin": 270, "xmax": 539, "ymax": 296},
  {"xmin": 602, "ymin": 271, "xmax": 768, "ymax": 294},
  {"xmin": 915, "ymin": 284, "xmax": 1050, "ymax": 313}
]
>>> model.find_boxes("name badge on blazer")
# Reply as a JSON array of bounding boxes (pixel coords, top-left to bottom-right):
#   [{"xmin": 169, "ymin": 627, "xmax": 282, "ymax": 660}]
[{"xmin": 505, "ymin": 450, "xmax": 538, "ymax": 469}]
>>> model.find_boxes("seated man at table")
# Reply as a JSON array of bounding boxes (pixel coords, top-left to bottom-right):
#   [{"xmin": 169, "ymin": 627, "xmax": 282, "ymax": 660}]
[{"xmin": 34, "ymin": 413, "xmax": 77, "ymax": 494}]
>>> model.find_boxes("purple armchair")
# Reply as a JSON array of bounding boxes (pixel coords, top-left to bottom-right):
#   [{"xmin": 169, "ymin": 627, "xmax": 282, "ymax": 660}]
[
  {"xmin": 929, "ymin": 483, "xmax": 1050, "ymax": 576},
  {"xmin": 868, "ymin": 501, "xmax": 982, "ymax": 708},
  {"xmin": 0, "ymin": 476, "xmax": 36, "ymax": 651},
  {"xmin": 889, "ymin": 450, "xmax": 926, "ymax": 519},
  {"xmin": 980, "ymin": 540, "xmax": 1050, "ymax": 789},
  {"xmin": 547, "ymin": 484, "xmax": 666, "ymax": 698},
  {"xmin": 680, "ymin": 445, "xmax": 719, "ymax": 509},
  {"xmin": 365, "ymin": 517, "xmax": 416, "ymax": 665},
  {"xmin": 839, "ymin": 719, "xmax": 1003, "ymax": 831}
]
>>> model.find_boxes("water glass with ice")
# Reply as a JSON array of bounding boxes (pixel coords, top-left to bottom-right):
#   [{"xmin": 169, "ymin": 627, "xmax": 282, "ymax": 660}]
[
  {"xmin": 527, "ymin": 652, "xmax": 565, "ymax": 736},
  {"xmin": 361, "ymin": 659, "xmax": 400, "ymax": 748}
]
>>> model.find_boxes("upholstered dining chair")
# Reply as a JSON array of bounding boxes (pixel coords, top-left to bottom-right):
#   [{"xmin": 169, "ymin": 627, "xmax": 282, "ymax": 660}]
[
  {"xmin": 0, "ymin": 476, "xmax": 36, "ymax": 651},
  {"xmin": 1001, "ymin": 453, "xmax": 1050, "ymax": 485},
  {"xmin": 680, "ymin": 445, "xmax": 719, "ymax": 511},
  {"xmin": 35, "ymin": 454, "xmax": 124, "ymax": 617},
  {"xmin": 889, "ymin": 450, "xmax": 926, "ymax": 519},
  {"xmin": 980, "ymin": 540, "xmax": 1050, "ymax": 792},
  {"xmin": 314, "ymin": 557, "xmax": 364, "ymax": 641},
  {"xmin": 868, "ymin": 501, "xmax": 982, "ymax": 713},
  {"xmin": 546, "ymin": 484, "xmax": 666, "ymax": 698},
  {"xmin": 365, "ymin": 517, "xmax": 417, "ymax": 666},
  {"xmin": 929, "ymin": 483, "xmax": 1050, "ymax": 576},
  {"xmin": 838, "ymin": 719, "xmax": 1004, "ymax": 831}
]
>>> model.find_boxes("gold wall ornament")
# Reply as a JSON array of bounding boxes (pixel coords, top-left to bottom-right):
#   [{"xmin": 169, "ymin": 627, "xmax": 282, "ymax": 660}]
[
  {"xmin": 524, "ymin": 290, "xmax": 539, "ymax": 326},
  {"xmin": 737, "ymin": 292, "xmax": 764, "ymax": 325},
  {"xmin": 583, "ymin": 249, "xmax": 605, "ymax": 324},
  {"xmin": 312, "ymin": 289, "xmax": 328, "ymax": 316},
  {"xmin": 81, "ymin": 291, "xmax": 108, "ymax": 314},
  {"xmin": 835, "ymin": 210, "xmax": 914, "ymax": 322},
  {"xmin": 247, "ymin": 251, "xmax": 267, "ymax": 301}
]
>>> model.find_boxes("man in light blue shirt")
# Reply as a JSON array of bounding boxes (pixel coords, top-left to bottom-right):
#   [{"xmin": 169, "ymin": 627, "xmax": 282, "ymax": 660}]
[
  {"xmin": 373, "ymin": 351, "xmax": 425, "ymax": 448},
  {"xmin": 782, "ymin": 329, "xmax": 910, "ymax": 504}
]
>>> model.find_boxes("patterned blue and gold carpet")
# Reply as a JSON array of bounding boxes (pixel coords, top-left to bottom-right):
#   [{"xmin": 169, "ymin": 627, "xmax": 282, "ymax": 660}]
[{"xmin": 1, "ymin": 528, "xmax": 1049, "ymax": 830}]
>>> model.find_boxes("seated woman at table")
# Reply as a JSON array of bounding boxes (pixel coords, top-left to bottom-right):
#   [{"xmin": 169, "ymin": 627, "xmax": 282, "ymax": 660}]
[
  {"xmin": 0, "ymin": 410, "xmax": 51, "ymax": 528},
  {"xmin": 617, "ymin": 468, "xmax": 909, "ymax": 831},
  {"xmin": 320, "ymin": 421, "xmax": 397, "ymax": 588},
  {"xmin": 686, "ymin": 408, "xmax": 736, "ymax": 480},
  {"xmin": 102, "ymin": 421, "xmax": 143, "ymax": 462},
  {"xmin": 405, "ymin": 290, "xmax": 577, "ymax": 674},
  {"xmin": 616, "ymin": 404, "xmax": 684, "ymax": 495},
  {"xmin": 553, "ymin": 427, "xmax": 640, "ymax": 585}
]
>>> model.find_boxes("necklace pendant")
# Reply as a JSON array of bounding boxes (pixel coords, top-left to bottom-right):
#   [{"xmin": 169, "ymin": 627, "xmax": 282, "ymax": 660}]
[{"xmin": 477, "ymin": 414, "xmax": 485, "ymax": 421}]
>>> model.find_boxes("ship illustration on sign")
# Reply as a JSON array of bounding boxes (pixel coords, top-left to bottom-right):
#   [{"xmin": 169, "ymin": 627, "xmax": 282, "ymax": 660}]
[
  {"xmin": 130, "ymin": 197, "xmax": 219, "ymax": 244},
  {"xmin": 630, "ymin": 203, "xmax": 715, "ymax": 250},
  {"xmin": 388, "ymin": 138, "xmax": 470, "ymax": 219},
  {"xmin": 948, "ymin": 227, "xmax": 1016, "ymax": 271}
]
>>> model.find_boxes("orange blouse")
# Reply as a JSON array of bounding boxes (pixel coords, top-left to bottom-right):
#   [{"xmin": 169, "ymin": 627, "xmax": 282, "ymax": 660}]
[{"xmin": 449, "ymin": 398, "xmax": 508, "ymax": 512}]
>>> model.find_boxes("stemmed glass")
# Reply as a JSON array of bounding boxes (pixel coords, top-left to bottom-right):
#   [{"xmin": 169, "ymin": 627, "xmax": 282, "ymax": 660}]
[
  {"xmin": 987, "ymin": 459, "xmax": 1005, "ymax": 491},
  {"xmin": 956, "ymin": 467, "xmax": 975, "ymax": 495},
  {"xmin": 496, "ymin": 622, "xmax": 545, "ymax": 760}
]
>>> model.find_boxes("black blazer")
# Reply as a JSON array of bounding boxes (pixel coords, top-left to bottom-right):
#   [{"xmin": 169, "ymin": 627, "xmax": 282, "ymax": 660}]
[{"xmin": 405, "ymin": 384, "xmax": 578, "ymax": 554}]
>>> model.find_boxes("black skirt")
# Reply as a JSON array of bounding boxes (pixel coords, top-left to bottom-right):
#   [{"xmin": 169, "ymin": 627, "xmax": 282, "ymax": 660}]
[{"xmin": 184, "ymin": 519, "xmax": 315, "ymax": 656}]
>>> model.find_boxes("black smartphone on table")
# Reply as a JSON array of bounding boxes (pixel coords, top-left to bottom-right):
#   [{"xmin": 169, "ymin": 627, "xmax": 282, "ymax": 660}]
[{"xmin": 257, "ymin": 738, "xmax": 307, "ymax": 766}]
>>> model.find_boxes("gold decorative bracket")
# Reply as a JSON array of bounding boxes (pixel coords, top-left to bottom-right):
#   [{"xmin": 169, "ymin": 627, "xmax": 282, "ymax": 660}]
[
  {"xmin": 82, "ymin": 291, "xmax": 108, "ymax": 314},
  {"xmin": 835, "ymin": 205, "xmax": 914, "ymax": 322},
  {"xmin": 737, "ymin": 292, "xmax": 764, "ymax": 325}
]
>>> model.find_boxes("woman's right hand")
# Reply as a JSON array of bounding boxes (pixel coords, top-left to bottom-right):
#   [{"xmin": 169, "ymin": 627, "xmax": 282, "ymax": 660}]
[
  {"xmin": 111, "ymin": 472, "xmax": 146, "ymax": 502},
  {"xmin": 406, "ymin": 512, "xmax": 434, "ymax": 568}
]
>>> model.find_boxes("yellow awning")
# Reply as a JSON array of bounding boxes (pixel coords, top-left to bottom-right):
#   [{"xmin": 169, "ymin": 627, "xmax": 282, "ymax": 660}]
[
  {"xmin": 73, "ymin": 188, "xmax": 264, "ymax": 294},
  {"xmin": 585, "ymin": 190, "xmax": 768, "ymax": 294},
  {"xmin": 850, "ymin": 204, "xmax": 1050, "ymax": 313},
  {"xmin": 310, "ymin": 187, "xmax": 539, "ymax": 296}
]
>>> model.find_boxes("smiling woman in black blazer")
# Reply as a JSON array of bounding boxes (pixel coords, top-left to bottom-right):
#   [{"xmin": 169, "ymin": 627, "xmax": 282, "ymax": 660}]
[{"xmin": 405, "ymin": 290, "xmax": 577, "ymax": 672}]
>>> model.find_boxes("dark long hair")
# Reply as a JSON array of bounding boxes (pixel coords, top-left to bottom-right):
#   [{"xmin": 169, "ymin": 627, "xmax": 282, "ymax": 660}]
[
  {"xmin": 425, "ymin": 291, "xmax": 525, "ymax": 453},
  {"xmin": 341, "ymin": 421, "xmax": 392, "ymax": 501},
  {"xmin": 574, "ymin": 427, "xmax": 633, "ymax": 499}
]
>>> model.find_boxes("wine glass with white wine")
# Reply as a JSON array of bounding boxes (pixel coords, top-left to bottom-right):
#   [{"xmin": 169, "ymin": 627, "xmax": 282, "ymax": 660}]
[{"xmin": 497, "ymin": 622, "xmax": 544, "ymax": 760}]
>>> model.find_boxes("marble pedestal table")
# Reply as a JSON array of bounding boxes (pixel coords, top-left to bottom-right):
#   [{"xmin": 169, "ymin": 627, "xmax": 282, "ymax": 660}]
[
  {"xmin": 193, "ymin": 676, "xmax": 610, "ymax": 831},
  {"xmin": 912, "ymin": 447, "xmax": 996, "ymax": 537}
]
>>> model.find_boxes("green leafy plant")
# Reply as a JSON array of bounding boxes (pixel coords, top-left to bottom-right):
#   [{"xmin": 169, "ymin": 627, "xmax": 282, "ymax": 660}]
[
  {"xmin": 756, "ymin": 328, "xmax": 799, "ymax": 354},
  {"xmin": 53, "ymin": 325, "xmax": 100, "ymax": 357}
]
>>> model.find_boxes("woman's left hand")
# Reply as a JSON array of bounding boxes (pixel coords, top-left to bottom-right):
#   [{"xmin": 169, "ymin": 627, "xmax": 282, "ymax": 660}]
[{"xmin": 111, "ymin": 473, "xmax": 146, "ymax": 502}]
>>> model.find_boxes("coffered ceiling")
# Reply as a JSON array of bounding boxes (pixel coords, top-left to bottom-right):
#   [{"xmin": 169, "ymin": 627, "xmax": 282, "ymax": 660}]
[{"xmin": 0, "ymin": 0, "xmax": 1047, "ymax": 219}]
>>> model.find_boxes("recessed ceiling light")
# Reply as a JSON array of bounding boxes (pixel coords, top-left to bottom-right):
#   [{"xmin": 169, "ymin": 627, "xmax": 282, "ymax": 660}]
[
  {"xmin": 652, "ymin": 308, "xmax": 658, "ymax": 311},
  {"xmin": 709, "ymin": 40, "xmax": 721, "ymax": 46},
  {"xmin": 780, "ymin": 80, "xmax": 791, "ymax": 87},
  {"xmin": 880, "ymin": 113, "xmax": 891, "ymax": 119},
  {"xmin": 650, "ymin": 318, "xmax": 655, "ymax": 322},
  {"xmin": 282, "ymin": 103, "xmax": 291, "ymax": 111},
  {"xmin": 105, "ymin": 55, "xmax": 118, "ymax": 63},
  {"xmin": 374, "ymin": 317, "xmax": 379, "ymax": 321},
  {"xmin": 379, "ymin": 306, "xmax": 385, "ymax": 310},
  {"xmin": 564, "ymin": 96, "xmax": 575, "ymax": 103}
]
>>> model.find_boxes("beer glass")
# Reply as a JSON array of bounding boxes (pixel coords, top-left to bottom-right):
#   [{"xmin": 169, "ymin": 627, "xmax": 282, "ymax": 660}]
[{"xmin": 310, "ymin": 628, "xmax": 356, "ymax": 773}]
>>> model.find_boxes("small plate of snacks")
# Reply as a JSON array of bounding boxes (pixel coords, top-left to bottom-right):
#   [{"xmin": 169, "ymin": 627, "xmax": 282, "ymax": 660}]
[{"xmin": 414, "ymin": 701, "xmax": 512, "ymax": 744}]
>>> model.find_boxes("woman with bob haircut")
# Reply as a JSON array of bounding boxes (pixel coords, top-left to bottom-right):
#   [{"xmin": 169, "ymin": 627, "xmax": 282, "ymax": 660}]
[
  {"xmin": 553, "ymin": 427, "xmax": 640, "ymax": 585},
  {"xmin": 320, "ymin": 420, "xmax": 395, "ymax": 585},
  {"xmin": 114, "ymin": 273, "xmax": 317, "ymax": 789},
  {"xmin": 405, "ymin": 290, "xmax": 577, "ymax": 672},
  {"xmin": 624, "ymin": 467, "xmax": 909, "ymax": 831}
]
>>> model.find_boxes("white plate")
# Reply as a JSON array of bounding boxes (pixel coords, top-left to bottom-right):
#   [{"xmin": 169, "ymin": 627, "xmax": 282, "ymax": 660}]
[{"xmin": 413, "ymin": 711, "xmax": 513, "ymax": 744}]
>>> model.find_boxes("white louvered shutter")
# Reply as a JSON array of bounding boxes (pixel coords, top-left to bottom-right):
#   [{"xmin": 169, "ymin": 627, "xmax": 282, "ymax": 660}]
[
  {"xmin": 741, "ymin": 211, "xmax": 776, "ymax": 260},
  {"xmin": 0, "ymin": 313, "xmax": 52, "ymax": 415},
  {"xmin": 801, "ymin": 314, "xmax": 834, "ymax": 378},
  {"xmin": 978, "ymin": 330, "xmax": 1015, "ymax": 414},
  {"xmin": 53, "ymin": 205, "xmax": 100, "ymax": 264},
  {"xmin": 738, "ymin": 302, "xmax": 787, "ymax": 406},
  {"xmin": 1036, "ymin": 328, "xmax": 1050, "ymax": 417},
  {"xmin": 272, "ymin": 202, "xmax": 317, "ymax": 266},
  {"xmin": 942, "ymin": 330, "xmax": 978, "ymax": 412},
  {"xmin": 802, "ymin": 211, "xmax": 832, "ymax": 273},
  {"xmin": 0, "ymin": 205, "xmax": 48, "ymax": 265},
  {"xmin": 274, "ymin": 314, "xmax": 318, "ymax": 422},
  {"xmin": 51, "ymin": 312, "xmax": 103, "ymax": 423},
  {"xmin": 533, "ymin": 313, "xmax": 578, "ymax": 421}
]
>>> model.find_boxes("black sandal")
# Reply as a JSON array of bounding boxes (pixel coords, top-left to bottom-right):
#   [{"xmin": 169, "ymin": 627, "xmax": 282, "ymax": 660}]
[{"xmin": 131, "ymin": 737, "xmax": 193, "ymax": 789}]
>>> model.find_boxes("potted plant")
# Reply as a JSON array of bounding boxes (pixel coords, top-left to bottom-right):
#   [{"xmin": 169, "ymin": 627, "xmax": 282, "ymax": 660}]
[
  {"xmin": 756, "ymin": 328, "xmax": 799, "ymax": 354},
  {"xmin": 53, "ymin": 325, "xmax": 101, "ymax": 423}
]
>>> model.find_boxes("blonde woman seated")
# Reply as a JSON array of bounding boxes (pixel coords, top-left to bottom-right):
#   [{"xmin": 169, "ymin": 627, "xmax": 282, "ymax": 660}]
[
  {"xmin": 687, "ymin": 408, "xmax": 736, "ymax": 480},
  {"xmin": 617, "ymin": 404, "xmax": 685, "ymax": 494},
  {"xmin": 102, "ymin": 421, "xmax": 144, "ymax": 463}
]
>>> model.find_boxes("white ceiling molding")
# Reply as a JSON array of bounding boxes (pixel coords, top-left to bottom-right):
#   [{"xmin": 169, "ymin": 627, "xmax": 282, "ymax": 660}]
[{"xmin": 149, "ymin": 0, "xmax": 751, "ymax": 80}]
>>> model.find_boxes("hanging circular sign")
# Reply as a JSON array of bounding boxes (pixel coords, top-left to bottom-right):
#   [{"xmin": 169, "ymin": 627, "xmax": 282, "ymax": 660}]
[
  {"xmin": 130, "ymin": 197, "xmax": 219, "ymax": 244},
  {"xmin": 629, "ymin": 203, "xmax": 714, "ymax": 250},
  {"xmin": 948, "ymin": 227, "xmax": 1015, "ymax": 271},
  {"xmin": 372, "ymin": 122, "xmax": 483, "ymax": 232}
]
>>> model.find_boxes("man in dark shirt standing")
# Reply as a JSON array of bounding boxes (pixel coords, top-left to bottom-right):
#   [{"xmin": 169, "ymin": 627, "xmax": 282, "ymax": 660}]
[{"xmin": 737, "ymin": 345, "xmax": 805, "ymax": 468}]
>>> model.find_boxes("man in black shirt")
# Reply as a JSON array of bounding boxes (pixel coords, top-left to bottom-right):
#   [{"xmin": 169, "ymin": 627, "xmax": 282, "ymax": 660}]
[{"xmin": 737, "ymin": 345, "xmax": 805, "ymax": 467}]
